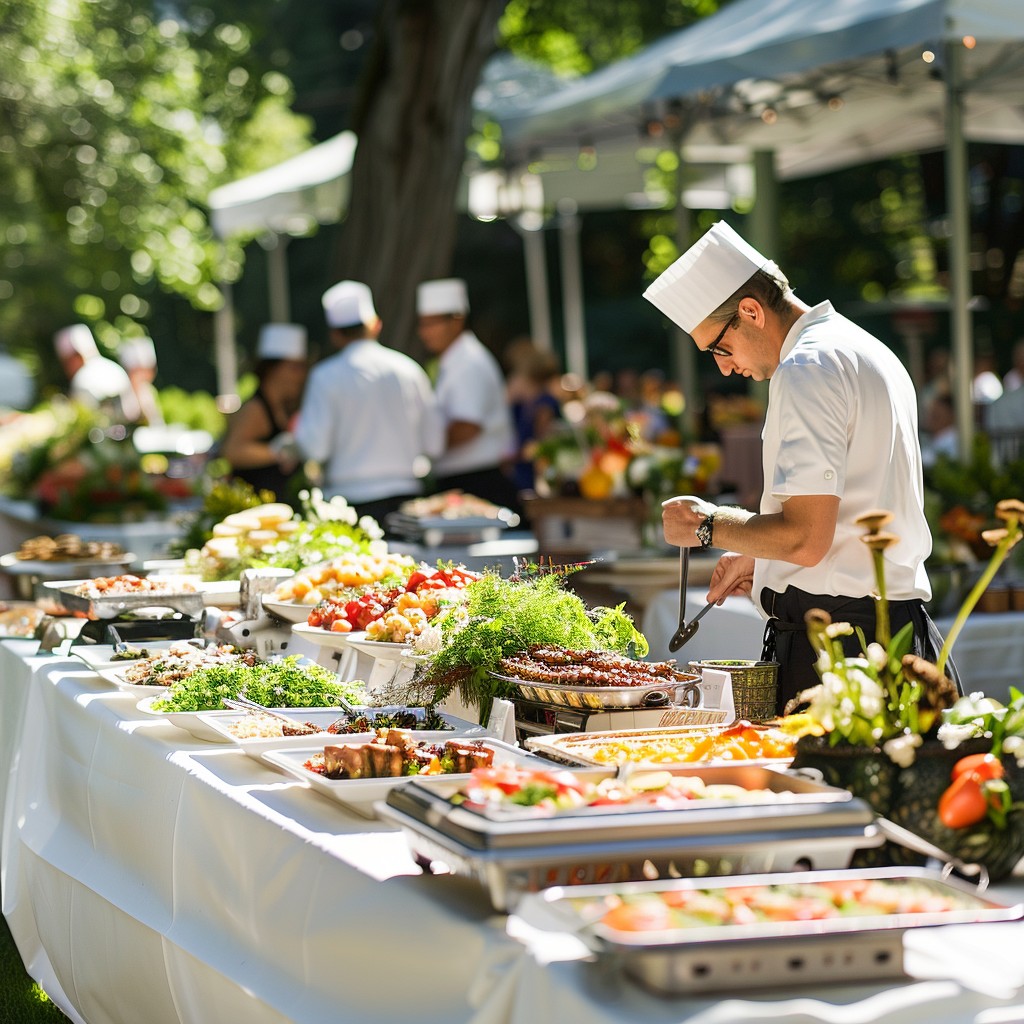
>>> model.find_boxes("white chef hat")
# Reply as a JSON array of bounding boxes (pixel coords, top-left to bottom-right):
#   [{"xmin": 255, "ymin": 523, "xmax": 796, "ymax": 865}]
[
  {"xmin": 257, "ymin": 323, "xmax": 308, "ymax": 361},
  {"xmin": 118, "ymin": 336, "xmax": 157, "ymax": 370},
  {"xmin": 54, "ymin": 323, "xmax": 99, "ymax": 360},
  {"xmin": 417, "ymin": 278, "xmax": 469, "ymax": 316},
  {"xmin": 643, "ymin": 222, "xmax": 781, "ymax": 333},
  {"xmin": 322, "ymin": 280, "xmax": 377, "ymax": 329}
]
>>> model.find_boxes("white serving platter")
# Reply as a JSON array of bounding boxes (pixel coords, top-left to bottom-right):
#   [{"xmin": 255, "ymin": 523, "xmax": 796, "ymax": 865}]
[
  {"xmin": 262, "ymin": 597, "xmax": 315, "ymax": 623},
  {"xmin": 0, "ymin": 551, "xmax": 138, "ymax": 576},
  {"xmin": 96, "ymin": 665, "xmax": 174, "ymax": 699},
  {"xmin": 136, "ymin": 694, "xmax": 236, "ymax": 741},
  {"xmin": 343, "ymin": 633, "xmax": 414, "ymax": 661},
  {"xmin": 290, "ymin": 622, "xmax": 361, "ymax": 651},
  {"xmin": 260, "ymin": 738, "xmax": 538, "ymax": 818}
]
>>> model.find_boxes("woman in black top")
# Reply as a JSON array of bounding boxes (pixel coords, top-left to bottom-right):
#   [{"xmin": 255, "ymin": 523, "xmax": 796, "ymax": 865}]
[{"xmin": 220, "ymin": 324, "xmax": 308, "ymax": 500}]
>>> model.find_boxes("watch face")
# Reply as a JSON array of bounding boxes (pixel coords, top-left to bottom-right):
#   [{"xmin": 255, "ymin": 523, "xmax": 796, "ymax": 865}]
[{"xmin": 697, "ymin": 517, "xmax": 713, "ymax": 547}]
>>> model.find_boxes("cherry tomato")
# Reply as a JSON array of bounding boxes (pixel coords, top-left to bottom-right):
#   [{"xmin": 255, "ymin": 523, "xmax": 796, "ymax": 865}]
[
  {"xmin": 951, "ymin": 753, "xmax": 1004, "ymax": 782},
  {"xmin": 405, "ymin": 571, "xmax": 428, "ymax": 593},
  {"xmin": 938, "ymin": 772, "xmax": 989, "ymax": 829}
]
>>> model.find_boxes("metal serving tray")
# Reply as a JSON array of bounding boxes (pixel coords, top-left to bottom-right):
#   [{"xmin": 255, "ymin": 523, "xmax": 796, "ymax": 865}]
[
  {"xmin": 378, "ymin": 765, "xmax": 880, "ymax": 910},
  {"xmin": 525, "ymin": 867, "xmax": 1024, "ymax": 995},
  {"xmin": 43, "ymin": 579, "xmax": 206, "ymax": 619},
  {"xmin": 493, "ymin": 670, "xmax": 705, "ymax": 710},
  {"xmin": 526, "ymin": 723, "xmax": 792, "ymax": 768}
]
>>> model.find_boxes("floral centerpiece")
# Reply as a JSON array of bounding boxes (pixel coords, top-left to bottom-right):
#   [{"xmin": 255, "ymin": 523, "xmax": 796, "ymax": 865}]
[{"xmin": 787, "ymin": 499, "xmax": 1024, "ymax": 879}]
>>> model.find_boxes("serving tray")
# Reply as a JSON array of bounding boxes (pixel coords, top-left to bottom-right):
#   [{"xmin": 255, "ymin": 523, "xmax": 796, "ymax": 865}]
[
  {"xmin": 378, "ymin": 765, "xmax": 880, "ymax": 910},
  {"xmin": 43, "ymin": 579, "xmax": 205, "ymax": 619},
  {"xmin": 526, "ymin": 867, "xmax": 1024, "ymax": 995},
  {"xmin": 493, "ymin": 670, "xmax": 706, "ymax": 710},
  {"xmin": 526, "ymin": 723, "xmax": 793, "ymax": 769}
]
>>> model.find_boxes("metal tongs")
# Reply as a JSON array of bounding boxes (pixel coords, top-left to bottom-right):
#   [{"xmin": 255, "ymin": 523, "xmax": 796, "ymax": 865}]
[
  {"xmin": 222, "ymin": 694, "xmax": 304, "ymax": 728},
  {"xmin": 669, "ymin": 545, "xmax": 718, "ymax": 651},
  {"xmin": 874, "ymin": 816, "xmax": 990, "ymax": 891}
]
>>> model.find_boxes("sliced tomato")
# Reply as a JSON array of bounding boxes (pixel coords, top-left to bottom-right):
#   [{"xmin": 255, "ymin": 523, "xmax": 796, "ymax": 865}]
[{"xmin": 601, "ymin": 899, "xmax": 674, "ymax": 933}]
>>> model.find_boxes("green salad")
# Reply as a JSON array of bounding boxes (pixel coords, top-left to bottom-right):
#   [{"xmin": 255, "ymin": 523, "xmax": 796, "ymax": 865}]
[{"xmin": 149, "ymin": 656, "xmax": 368, "ymax": 712}]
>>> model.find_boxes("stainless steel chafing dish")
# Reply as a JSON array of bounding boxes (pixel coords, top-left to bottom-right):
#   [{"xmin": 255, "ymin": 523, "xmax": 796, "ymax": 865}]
[
  {"xmin": 493, "ymin": 669, "xmax": 708, "ymax": 711},
  {"xmin": 521, "ymin": 867, "xmax": 1024, "ymax": 995},
  {"xmin": 43, "ymin": 579, "xmax": 206, "ymax": 619},
  {"xmin": 377, "ymin": 764, "xmax": 881, "ymax": 911}
]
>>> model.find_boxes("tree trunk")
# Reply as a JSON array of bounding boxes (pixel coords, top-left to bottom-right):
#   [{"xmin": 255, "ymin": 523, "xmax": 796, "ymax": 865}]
[{"xmin": 334, "ymin": 0, "xmax": 505, "ymax": 356}]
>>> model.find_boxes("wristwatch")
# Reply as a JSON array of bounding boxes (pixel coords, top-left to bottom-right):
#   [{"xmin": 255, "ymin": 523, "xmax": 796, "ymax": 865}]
[{"xmin": 696, "ymin": 512, "xmax": 716, "ymax": 550}]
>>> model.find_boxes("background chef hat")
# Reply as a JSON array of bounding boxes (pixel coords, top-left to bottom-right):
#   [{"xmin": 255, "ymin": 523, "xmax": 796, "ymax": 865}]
[
  {"xmin": 118, "ymin": 336, "xmax": 157, "ymax": 371},
  {"xmin": 417, "ymin": 278, "xmax": 469, "ymax": 316},
  {"xmin": 643, "ymin": 221, "xmax": 781, "ymax": 333},
  {"xmin": 322, "ymin": 280, "xmax": 377, "ymax": 329},
  {"xmin": 257, "ymin": 323, "xmax": 308, "ymax": 360},
  {"xmin": 53, "ymin": 323, "xmax": 99, "ymax": 361}
]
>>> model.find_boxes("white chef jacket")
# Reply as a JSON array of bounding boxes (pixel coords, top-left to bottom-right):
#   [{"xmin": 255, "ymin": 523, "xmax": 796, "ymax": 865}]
[
  {"xmin": 431, "ymin": 331, "xmax": 515, "ymax": 476},
  {"xmin": 295, "ymin": 339, "xmax": 443, "ymax": 504},
  {"xmin": 752, "ymin": 301, "xmax": 932, "ymax": 613},
  {"xmin": 70, "ymin": 356, "xmax": 140, "ymax": 421}
]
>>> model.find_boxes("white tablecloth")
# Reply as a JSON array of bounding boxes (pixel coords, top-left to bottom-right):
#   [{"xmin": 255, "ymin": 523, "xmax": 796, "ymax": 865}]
[{"xmin": 4, "ymin": 639, "xmax": 1024, "ymax": 1024}]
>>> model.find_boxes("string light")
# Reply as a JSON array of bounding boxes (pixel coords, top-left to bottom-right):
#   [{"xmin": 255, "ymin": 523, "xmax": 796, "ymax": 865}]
[
  {"xmin": 962, "ymin": 35, "xmax": 977, "ymax": 49},
  {"xmin": 826, "ymin": 94, "xmax": 844, "ymax": 111},
  {"xmin": 761, "ymin": 106, "xmax": 778, "ymax": 124},
  {"xmin": 922, "ymin": 49, "xmax": 936, "ymax": 63}
]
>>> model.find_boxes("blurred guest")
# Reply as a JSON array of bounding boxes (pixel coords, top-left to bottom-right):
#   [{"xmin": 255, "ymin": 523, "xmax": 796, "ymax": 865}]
[
  {"xmin": 972, "ymin": 347, "xmax": 1003, "ymax": 406},
  {"xmin": 296, "ymin": 281, "xmax": 442, "ymax": 526},
  {"xmin": 221, "ymin": 323, "xmax": 308, "ymax": 499},
  {"xmin": 1003, "ymin": 338, "xmax": 1024, "ymax": 393},
  {"xmin": 918, "ymin": 347, "xmax": 951, "ymax": 421},
  {"xmin": 921, "ymin": 390, "xmax": 959, "ymax": 467},
  {"xmin": 505, "ymin": 341, "xmax": 562, "ymax": 491},
  {"xmin": 0, "ymin": 344, "xmax": 34, "ymax": 417},
  {"xmin": 416, "ymin": 278, "xmax": 521, "ymax": 513},
  {"xmin": 54, "ymin": 323, "xmax": 138, "ymax": 420},
  {"xmin": 118, "ymin": 335, "xmax": 164, "ymax": 426}
]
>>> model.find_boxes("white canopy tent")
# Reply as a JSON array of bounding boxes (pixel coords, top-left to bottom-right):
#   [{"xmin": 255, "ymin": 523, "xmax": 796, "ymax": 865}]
[{"xmin": 485, "ymin": 0, "xmax": 1024, "ymax": 456}]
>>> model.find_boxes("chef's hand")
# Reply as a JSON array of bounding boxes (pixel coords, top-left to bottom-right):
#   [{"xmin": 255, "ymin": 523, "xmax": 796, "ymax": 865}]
[
  {"xmin": 661, "ymin": 495, "xmax": 717, "ymax": 548},
  {"xmin": 707, "ymin": 553, "xmax": 755, "ymax": 604}
]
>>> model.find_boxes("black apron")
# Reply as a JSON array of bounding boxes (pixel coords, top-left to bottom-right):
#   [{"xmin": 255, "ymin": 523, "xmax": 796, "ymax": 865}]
[{"xmin": 760, "ymin": 585, "xmax": 962, "ymax": 716}]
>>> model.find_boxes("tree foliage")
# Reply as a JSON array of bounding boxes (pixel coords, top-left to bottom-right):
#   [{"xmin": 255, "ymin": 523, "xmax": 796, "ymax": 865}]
[{"xmin": 0, "ymin": 0, "xmax": 311, "ymax": 380}]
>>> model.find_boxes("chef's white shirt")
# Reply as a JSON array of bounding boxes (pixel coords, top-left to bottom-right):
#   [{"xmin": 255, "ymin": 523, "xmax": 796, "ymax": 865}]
[
  {"xmin": 70, "ymin": 357, "xmax": 140, "ymax": 421},
  {"xmin": 432, "ymin": 331, "xmax": 515, "ymax": 476},
  {"xmin": 295, "ymin": 339, "xmax": 443, "ymax": 504},
  {"xmin": 752, "ymin": 301, "xmax": 932, "ymax": 613}
]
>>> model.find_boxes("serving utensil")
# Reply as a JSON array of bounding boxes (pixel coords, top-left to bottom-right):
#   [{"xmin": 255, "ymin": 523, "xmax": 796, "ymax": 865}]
[
  {"xmin": 222, "ymin": 695, "xmax": 310, "ymax": 729},
  {"xmin": 668, "ymin": 547, "xmax": 690, "ymax": 651},
  {"xmin": 669, "ymin": 599, "xmax": 716, "ymax": 651}
]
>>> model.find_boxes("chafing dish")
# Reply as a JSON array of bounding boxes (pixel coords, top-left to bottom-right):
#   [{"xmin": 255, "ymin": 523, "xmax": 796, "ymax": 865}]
[
  {"xmin": 378, "ymin": 764, "xmax": 881, "ymax": 910},
  {"xmin": 523, "ymin": 867, "xmax": 1023, "ymax": 995}
]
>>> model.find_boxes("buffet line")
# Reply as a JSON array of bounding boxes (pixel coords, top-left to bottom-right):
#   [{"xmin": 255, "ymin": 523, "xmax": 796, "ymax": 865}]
[{"xmin": 2, "ymin": 492, "xmax": 1024, "ymax": 1020}]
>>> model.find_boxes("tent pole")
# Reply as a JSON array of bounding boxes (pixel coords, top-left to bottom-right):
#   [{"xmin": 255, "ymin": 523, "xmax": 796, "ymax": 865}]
[
  {"xmin": 266, "ymin": 233, "xmax": 292, "ymax": 322},
  {"xmin": 519, "ymin": 220, "xmax": 553, "ymax": 352},
  {"xmin": 944, "ymin": 40, "xmax": 974, "ymax": 459},
  {"xmin": 749, "ymin": 150, "xmax": 780, "ymax": 259},
  {"xmin": 558, "ymin": 200, "xmax": 588, "ymax": 381},
  {"xmin": 214, "ymin": 283, "xmax": 239, "ymax": 406}
]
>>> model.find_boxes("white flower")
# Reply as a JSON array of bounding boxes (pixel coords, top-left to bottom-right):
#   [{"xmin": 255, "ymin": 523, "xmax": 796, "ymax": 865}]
[
  {"xmin": 859, "ymin": 692, "xmax": 883, "ymax": 718},
  {"xmin": 825, "ymin": 622, "xmax": 854, "ymax": 639},
  {"xmin": 937, "ymin": 722, "xmax": 980, "ymax": 749},
  {"xmin": 883, "ymin": 732, "xmax": 922, "ymax": 767},
  {"xmin": 866, "ymin": 643, "xmax": 888, "ymax": 671},
  {"xmin": 1003, "ymin": 735, "xmax": 1024, "ymax": 755}
]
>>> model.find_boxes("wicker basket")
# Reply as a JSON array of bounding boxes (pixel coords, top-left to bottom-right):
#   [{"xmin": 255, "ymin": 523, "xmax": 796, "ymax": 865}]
[{"xmin": 688, "ymin": 660, "xmax": 780, "ymax": 722}]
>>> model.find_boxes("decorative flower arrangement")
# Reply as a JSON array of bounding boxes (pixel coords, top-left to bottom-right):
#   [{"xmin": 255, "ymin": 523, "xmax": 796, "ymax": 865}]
[
  {"xmin": 788, "ymin": 498, "xmax": 1024, "ymax": 878},
  {"xmin": 530, "ymin": 390, "xmax": 720, "ymax": 506}
]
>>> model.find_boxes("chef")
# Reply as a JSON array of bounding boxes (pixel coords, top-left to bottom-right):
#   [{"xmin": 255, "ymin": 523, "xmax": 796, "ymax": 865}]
[
  {"xmin": 644, "ymin": 221, "xmax": 959, "ymax": 712},
  {"xmin": 295, "ymin": 280, "xmax": 442, "ymax": 527},
  {"xmin": 416, "ymin": 278, "xmax": 521, "ymax": 514},
  {"xmin": 54, "ymin": 323, "xmax": 140, "ymax": 422}
]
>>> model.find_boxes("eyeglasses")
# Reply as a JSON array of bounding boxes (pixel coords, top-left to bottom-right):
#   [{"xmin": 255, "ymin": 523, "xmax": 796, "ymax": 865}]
[{"xmin": 701, "ymin": 313, "xmax": 739, "ymax": 358}]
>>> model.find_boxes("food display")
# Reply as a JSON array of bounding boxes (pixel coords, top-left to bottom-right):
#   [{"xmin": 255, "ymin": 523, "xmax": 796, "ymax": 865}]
[
  {"xmin": 305, "ymin": 732, "xmax": 496, "ymax": 780},
  {"xmin": 73, "ymin": 574, "xmax": 196, "ymax": 598},
  {"xmin": 146, "ymin": 654, "xmax": 368, "ymax": 712},
  {"xmin": 0, "ymin": 602, "xmax": 49, "ymax": 638},
  {"xmin": 267, "ymin": 552, "xmax": 416, "ymax": 607},
  {"xmin": 499, "ymin": 645, "xmax": 689, "ymax": 688},
  {"xmin": 533, "ymin": 869, "xmax": 1024, "ymax": 995},
  {"xmin": 223, "ymin": 706, "xmax": 454, "ymax": 741},
  {"xmin": 395, "ymin": 490, "xmax": 513, "ymax": 522},
  {"xmin": 527, "ymin": 721, "xmax": 795, "ymax": 767},
  {"xmin": 115, "ymin": 641, "xmax": 261, "ymax": 689},
  {"xmin": 379, "ymin": 766, "xmax": 882, "ymax": 911},
  {"xmin": 12, "ymin": 534, "xmax": 127, "ymax": 562}
]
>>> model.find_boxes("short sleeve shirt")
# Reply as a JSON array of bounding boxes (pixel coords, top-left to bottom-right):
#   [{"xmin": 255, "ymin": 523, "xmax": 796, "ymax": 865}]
[{"xmin": 752, "ymin": 301, "xmax": 932, "ymax": 609}]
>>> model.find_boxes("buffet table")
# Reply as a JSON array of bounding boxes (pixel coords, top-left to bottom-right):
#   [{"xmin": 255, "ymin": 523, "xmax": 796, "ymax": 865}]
[{"xmin": 4, "ymin": 640, "xmax": 1024, "ymax": 1024}]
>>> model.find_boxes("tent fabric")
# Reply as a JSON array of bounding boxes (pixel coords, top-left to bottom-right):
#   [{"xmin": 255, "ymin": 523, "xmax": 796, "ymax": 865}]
[
  {"xmin": 207, "ymin": 131, "xmax": 357, "ymax": 238},
  {"xmin": 489, "ymin": 0, "xmax": 1024, "ymax": 175}
]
